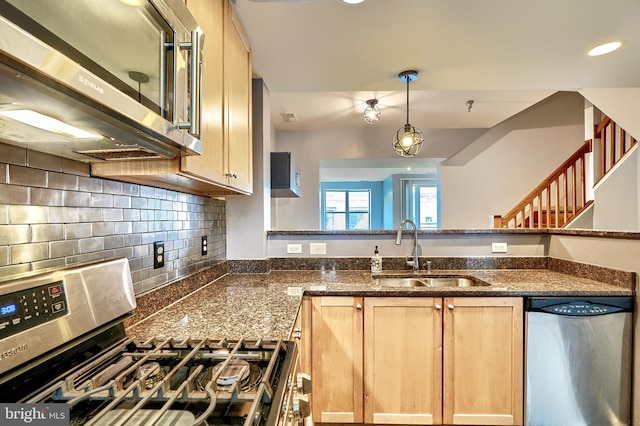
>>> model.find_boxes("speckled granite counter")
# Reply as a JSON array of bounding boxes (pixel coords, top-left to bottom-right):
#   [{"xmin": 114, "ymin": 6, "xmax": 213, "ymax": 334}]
[{"xmin": 125, "ymin": 268, "xmax": 634, "ymax": 342}]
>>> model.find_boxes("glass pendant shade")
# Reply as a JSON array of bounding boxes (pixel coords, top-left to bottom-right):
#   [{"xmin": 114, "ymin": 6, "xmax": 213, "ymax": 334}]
[
  {"xmin": 392, "ymin": 70, "xmax": 423, "ymax": 157},
  {"xmin": 363, "ymin": 99, "xmax": 381, "ymax": 124}
]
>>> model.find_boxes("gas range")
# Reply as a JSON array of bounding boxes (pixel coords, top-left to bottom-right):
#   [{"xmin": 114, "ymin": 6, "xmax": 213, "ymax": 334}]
[
  {"xmin": 32, "ymin": 337, "xmax": 295, "ymax": 426},
  {"xmin": 0, "ymin": 258, "xmax": 310, "ymax": 426}
]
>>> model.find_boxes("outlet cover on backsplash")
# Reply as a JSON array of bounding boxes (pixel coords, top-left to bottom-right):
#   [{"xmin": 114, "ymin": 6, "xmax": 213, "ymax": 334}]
[
  {"xmin": 202, "ymin": 236, "xmax": 208, "ymax": 256},
  {"xmin": 154, "ymin": 241, "xmax": 165, "ymax": 269}
]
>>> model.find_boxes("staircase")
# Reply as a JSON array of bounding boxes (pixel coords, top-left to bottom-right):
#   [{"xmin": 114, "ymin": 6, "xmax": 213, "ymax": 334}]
[{"xmin": 493, "ymin": 116, "xmax": 637, "ymax": 229}]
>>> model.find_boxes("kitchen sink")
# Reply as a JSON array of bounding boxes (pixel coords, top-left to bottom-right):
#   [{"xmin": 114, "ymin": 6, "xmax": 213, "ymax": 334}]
[{"xmin": 374, "ymin": 276, "xmax": 490, "ymax": 288}]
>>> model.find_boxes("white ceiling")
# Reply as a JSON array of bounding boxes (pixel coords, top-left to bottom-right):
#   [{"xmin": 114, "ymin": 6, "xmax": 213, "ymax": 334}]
[{"xmin": 231, "ymin": 0, "xmax": 640, "ymax": 134}]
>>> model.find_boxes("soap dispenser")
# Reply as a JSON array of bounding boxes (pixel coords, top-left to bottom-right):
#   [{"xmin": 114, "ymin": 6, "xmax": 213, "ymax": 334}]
[{"xmin": 371, "ymin": 246, "xmax": 383, "ymax": 273}]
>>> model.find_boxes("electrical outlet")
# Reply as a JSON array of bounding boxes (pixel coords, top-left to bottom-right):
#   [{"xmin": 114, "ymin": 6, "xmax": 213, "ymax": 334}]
[
  {"xmin": 201, "ymin": 236, "xmax": 208, "ymax": 255},
  {"xmin": 491, "ymin": 242, "xmax": 508, "ymax": 253},
  {"xmin": 287, "ymin": 243, "xmax": 302, "ymax": 254},
  {"xmin": 153, "ymin": 241, "xmax": 165, "ymax": 269},
  {"xmin": 310, "ymin": 242, "xmax": 326, "ymax": 254}
]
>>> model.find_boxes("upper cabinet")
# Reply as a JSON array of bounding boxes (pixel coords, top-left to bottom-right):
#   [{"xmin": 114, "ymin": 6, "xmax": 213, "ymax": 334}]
[
  {"xmin": 271, "ymin": 152, "xmax": 301, "ymax": 197},
  {"xmin": 223, "ymin": 1, "xmax": 252, "ymax": 194},
  {"xmin": 92, "ymin": 0, "xmax": 253, "ymax": 196}
]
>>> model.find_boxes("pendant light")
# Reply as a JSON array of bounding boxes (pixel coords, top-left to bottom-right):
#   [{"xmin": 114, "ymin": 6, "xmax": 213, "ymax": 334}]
[
  {"xmin": 392, "ymin": 70, "xmax": 424, "ymax": 157},
  {"xmin": 363, "ymin": 99, "xmax": 381, "ymax": 124}
]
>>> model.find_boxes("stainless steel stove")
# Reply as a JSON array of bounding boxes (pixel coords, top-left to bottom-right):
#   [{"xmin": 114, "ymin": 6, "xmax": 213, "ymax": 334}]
[{"xmin": 0, "ymin": 258, "xmax": 310, "ymax": 426}]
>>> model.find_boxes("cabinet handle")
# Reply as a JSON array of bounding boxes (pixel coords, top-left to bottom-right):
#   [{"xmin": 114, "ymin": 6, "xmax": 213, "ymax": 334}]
[
  {"xmin": 447, "ymin": 304, "xmax": 454, "ymax": 310},
  {"xmin": 178, "ymin": 30, "xmax": 202, "ymax": 137},
  {"xmin": 435, "ymin": 304, "xmax": 442, "ymax": 311},
  {"xmin": 355, "ymin": 304, "xmax": 362, "ymax": 310}
]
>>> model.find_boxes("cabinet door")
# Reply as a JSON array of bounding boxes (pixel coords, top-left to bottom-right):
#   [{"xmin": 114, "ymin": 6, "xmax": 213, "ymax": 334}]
[
  {"xmin": 443, "ymin": 297, "xmax": 523, "ymax": 425},
  {"xmin": 311, "ymin": 296, "xmax": 363, "ymax": 423},
  {"xmin": 182, "ymin": 0, "xmax": 226, "ymax": 185},
  {"xmin": 224, "ymin": 1, "xmax": 252, "ymax": 193},
  {"xmin": 364, "ymin": 297, "xmax": 442, "ymax": 425}
]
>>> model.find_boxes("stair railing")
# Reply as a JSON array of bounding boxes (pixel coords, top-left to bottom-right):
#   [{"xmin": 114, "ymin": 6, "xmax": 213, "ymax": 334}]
[
  {"xmin": 492, "ymin": 140, "xmax": 592, "ymax": 228},
  {"xmin": 596, "ymin": 116, "xmax": 637, "ymax": 183},
  {"xmin": 493, "ymin": 115, "xmax": 637, "ymax": 228}
]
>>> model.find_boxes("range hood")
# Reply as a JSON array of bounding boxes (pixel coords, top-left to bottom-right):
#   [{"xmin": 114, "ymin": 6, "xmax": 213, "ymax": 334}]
[{"xmin": 0, "ymin": 1, "xmax": 203, "ymax": 162}]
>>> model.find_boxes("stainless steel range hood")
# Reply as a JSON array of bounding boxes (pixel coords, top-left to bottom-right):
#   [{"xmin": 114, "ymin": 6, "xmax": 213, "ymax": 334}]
[{"xmin": 0, "ymin": 0, "xmax": 203, "ymax": 162}]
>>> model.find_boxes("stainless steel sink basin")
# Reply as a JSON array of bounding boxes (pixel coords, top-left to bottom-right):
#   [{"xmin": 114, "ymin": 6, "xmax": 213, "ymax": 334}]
[
  {"xmin": 374, "ymin": 276, "xmax": 489, "ymax": 288},
  {"xmin": 375, "ymin": 277, "xmax": 427, "ymax": 287}
]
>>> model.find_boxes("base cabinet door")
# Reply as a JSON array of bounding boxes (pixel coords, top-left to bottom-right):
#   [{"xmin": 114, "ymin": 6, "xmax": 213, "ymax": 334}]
[
  {"xmin": 364, "ymin": 297, "xmax": 443, "ymax": 425},
  {"xmin": 443, "ymin": 297, "xmax": 523, "ymax": 425},
  {"xmin": 308, "ymin": 296, "xmax": 523, "ymax": 425},
  {"xmin": 311, "ymin": 296, "xmax": 364, "ymax": 423}
]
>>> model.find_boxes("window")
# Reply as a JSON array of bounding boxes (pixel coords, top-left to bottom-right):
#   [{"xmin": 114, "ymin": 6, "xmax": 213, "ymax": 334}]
[
  {"xmin": 401, "ymin": 178, "xmax": 439, "ymax": 229},
  {"xmin": 323, "ymin": 190, "xmax": 371, "ymax": 230}
]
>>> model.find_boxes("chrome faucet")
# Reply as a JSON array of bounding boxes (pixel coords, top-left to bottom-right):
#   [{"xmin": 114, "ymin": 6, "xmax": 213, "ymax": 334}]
[{"xmin": 395, "ymin": 219, "xmax": 420, "ymax": 273}]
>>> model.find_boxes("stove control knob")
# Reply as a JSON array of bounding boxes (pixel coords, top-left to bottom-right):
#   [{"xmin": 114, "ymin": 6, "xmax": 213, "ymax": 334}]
[
  {"xmin": 296, "ymin": 372, "xmax": 311, "ymax": 394},
  {"xmin": 292, "ymin": 394, "xmax": 311, "ymax": 420}
]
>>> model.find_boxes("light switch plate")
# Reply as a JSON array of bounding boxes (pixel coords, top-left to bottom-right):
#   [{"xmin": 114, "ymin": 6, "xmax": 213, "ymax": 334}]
[
  {"xmin": 310, "ymin": 242, "xmax": 326, "ymax": 254},
  {"xmin": 491, "ymin": 242, "xmax": 508, "ymax": 253},
  {"xmin": 287, "ymin": 243, "xmax": 302, "ymax": 254}
]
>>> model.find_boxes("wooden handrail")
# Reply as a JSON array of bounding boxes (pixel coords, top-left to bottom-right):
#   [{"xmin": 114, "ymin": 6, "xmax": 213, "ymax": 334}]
[
  {"xmin": 494, "ymin": 115, "xmax": 636, "ymax": 229},
  {"xmin": 494, "ymin": 140, "xmax": 592, "ymax": 228},
  {"xmin": 596, "ymin": 115, "xmax": 637, "ymax": 183}
]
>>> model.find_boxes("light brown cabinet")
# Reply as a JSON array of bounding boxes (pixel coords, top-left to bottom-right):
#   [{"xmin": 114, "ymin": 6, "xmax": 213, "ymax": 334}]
[
  {"xmin": 222, "ymin": 1, "xmax": 252, "ymax": 193},
  {"xmin": 92, "ymin": 0, "xmax": 252, "ymax": 196},
  {"xmin": 311, "ymin": 296, "xmax": 364, "ymax": 423},
  {"xmin": 443, "ymin": 297, "xmax": 523, "ymax": 425},
  {"xmin": 307, "ymin": 296, "xmax": 523, "ymax": 425},
  {"xmin": 364, "ymin": 297, "xmax": 442, "ymax": 424}
]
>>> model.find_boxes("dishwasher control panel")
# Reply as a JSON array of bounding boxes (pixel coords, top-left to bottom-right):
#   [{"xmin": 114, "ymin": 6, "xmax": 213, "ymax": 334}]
[
  {"xmin": 549, "ymin": 302, "xmax": 614, "ymax": 315},
  {"xmin": 527, "ymin": 297, "xmax": 633, "ymax": 316}
]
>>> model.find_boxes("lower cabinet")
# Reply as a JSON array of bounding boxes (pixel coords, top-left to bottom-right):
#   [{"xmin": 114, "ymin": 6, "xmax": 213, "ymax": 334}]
[
  {"xmin": 309, "ymin": 296, "xmax": 523, "ymax": 425},
  {"xmin": 311, "ymin": 296, "xmax": 364, "ymax": 423}
]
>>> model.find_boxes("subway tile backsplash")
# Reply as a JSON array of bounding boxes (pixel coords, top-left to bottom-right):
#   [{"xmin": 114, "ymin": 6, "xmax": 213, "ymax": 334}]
[{"xmin": 0, "ymin": 142, "xmax": 226, "ymax": 294}]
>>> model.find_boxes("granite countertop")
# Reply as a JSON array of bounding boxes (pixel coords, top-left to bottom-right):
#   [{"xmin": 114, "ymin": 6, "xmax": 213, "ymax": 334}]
[{"xmin": 125, "ymin": 269, "xmax": 633, "ymax": 342}]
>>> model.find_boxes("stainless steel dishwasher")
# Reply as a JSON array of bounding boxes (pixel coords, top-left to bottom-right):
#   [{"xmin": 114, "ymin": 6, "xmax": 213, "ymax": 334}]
[{"xmin": 525, "ymin": 297, "xmax": 632, "ymax": 426}]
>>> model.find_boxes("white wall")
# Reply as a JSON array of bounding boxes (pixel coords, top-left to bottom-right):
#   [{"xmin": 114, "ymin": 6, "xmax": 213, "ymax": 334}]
[
  {"xmin": 227, "ymin": 80, "xmax": 272, "ymax": 260},
  {"xmin": 440, "ymin": 92, "xmax": 585, "ymax": 228},
  {"xmin": 592, "ymin": 148, "xmax": 639, "ymax": 230},
  {"xmin": 267, "ymin": 232, "xmax": 547, "ymax": 259},
  {"xmin": 580, "ymin": 88, "xmax": 640, "ymax": 142}
]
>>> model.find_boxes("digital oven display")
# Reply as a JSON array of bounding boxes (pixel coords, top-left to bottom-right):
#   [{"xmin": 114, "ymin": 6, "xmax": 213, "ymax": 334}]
[
  {"xmin": 0, "ymin": 303, "xmax": 17, "ymax": 316},
  {"xmin": 0, "ymin": 280, "xmax": 68, "ymax": 339}
]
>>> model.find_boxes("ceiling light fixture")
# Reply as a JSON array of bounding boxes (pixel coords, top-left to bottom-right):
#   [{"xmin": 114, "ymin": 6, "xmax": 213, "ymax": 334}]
[
  {"xmin": 392, "ymin": 70, "xmax": 423, "ymax": 158},
  {"xmin": 363, "ymin": 99, "xmax": 381, "ymax": 124},
  {"xmin": 342, "ymin": 0, "xmax": 366, "ymax": 5},
  {"xmin": 588, "ymin": 41, "xmax": 623, "ymax": 56}
]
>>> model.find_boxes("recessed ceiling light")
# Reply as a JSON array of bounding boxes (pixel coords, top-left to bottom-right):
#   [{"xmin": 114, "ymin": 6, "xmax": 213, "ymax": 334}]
[
  {"xmin": 342, "ymin": 0, "xmax": 366, "ymax": 5},
  {"xmin": 588, "ymin": 41, "xmax": 623, "ymax": 56}
]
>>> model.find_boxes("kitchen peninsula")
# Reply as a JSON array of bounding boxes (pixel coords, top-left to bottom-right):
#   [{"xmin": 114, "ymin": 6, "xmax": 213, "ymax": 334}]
[
  {"xmin": 125, "ymin": 265, "xmax": 633, "ymax": 340},
  {"xmin": 125, "ymin": 254, "xmax": 633, "ymax": 426},
  {"xmin": 124, "ymin": 227, "xmax": 637, "ymax": 426}
]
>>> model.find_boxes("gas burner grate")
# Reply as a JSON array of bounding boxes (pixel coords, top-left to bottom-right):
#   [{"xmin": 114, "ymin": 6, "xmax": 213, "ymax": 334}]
[{"xmin": 29, "ymin": 338, "xmax": 293, "ymax": 426}]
